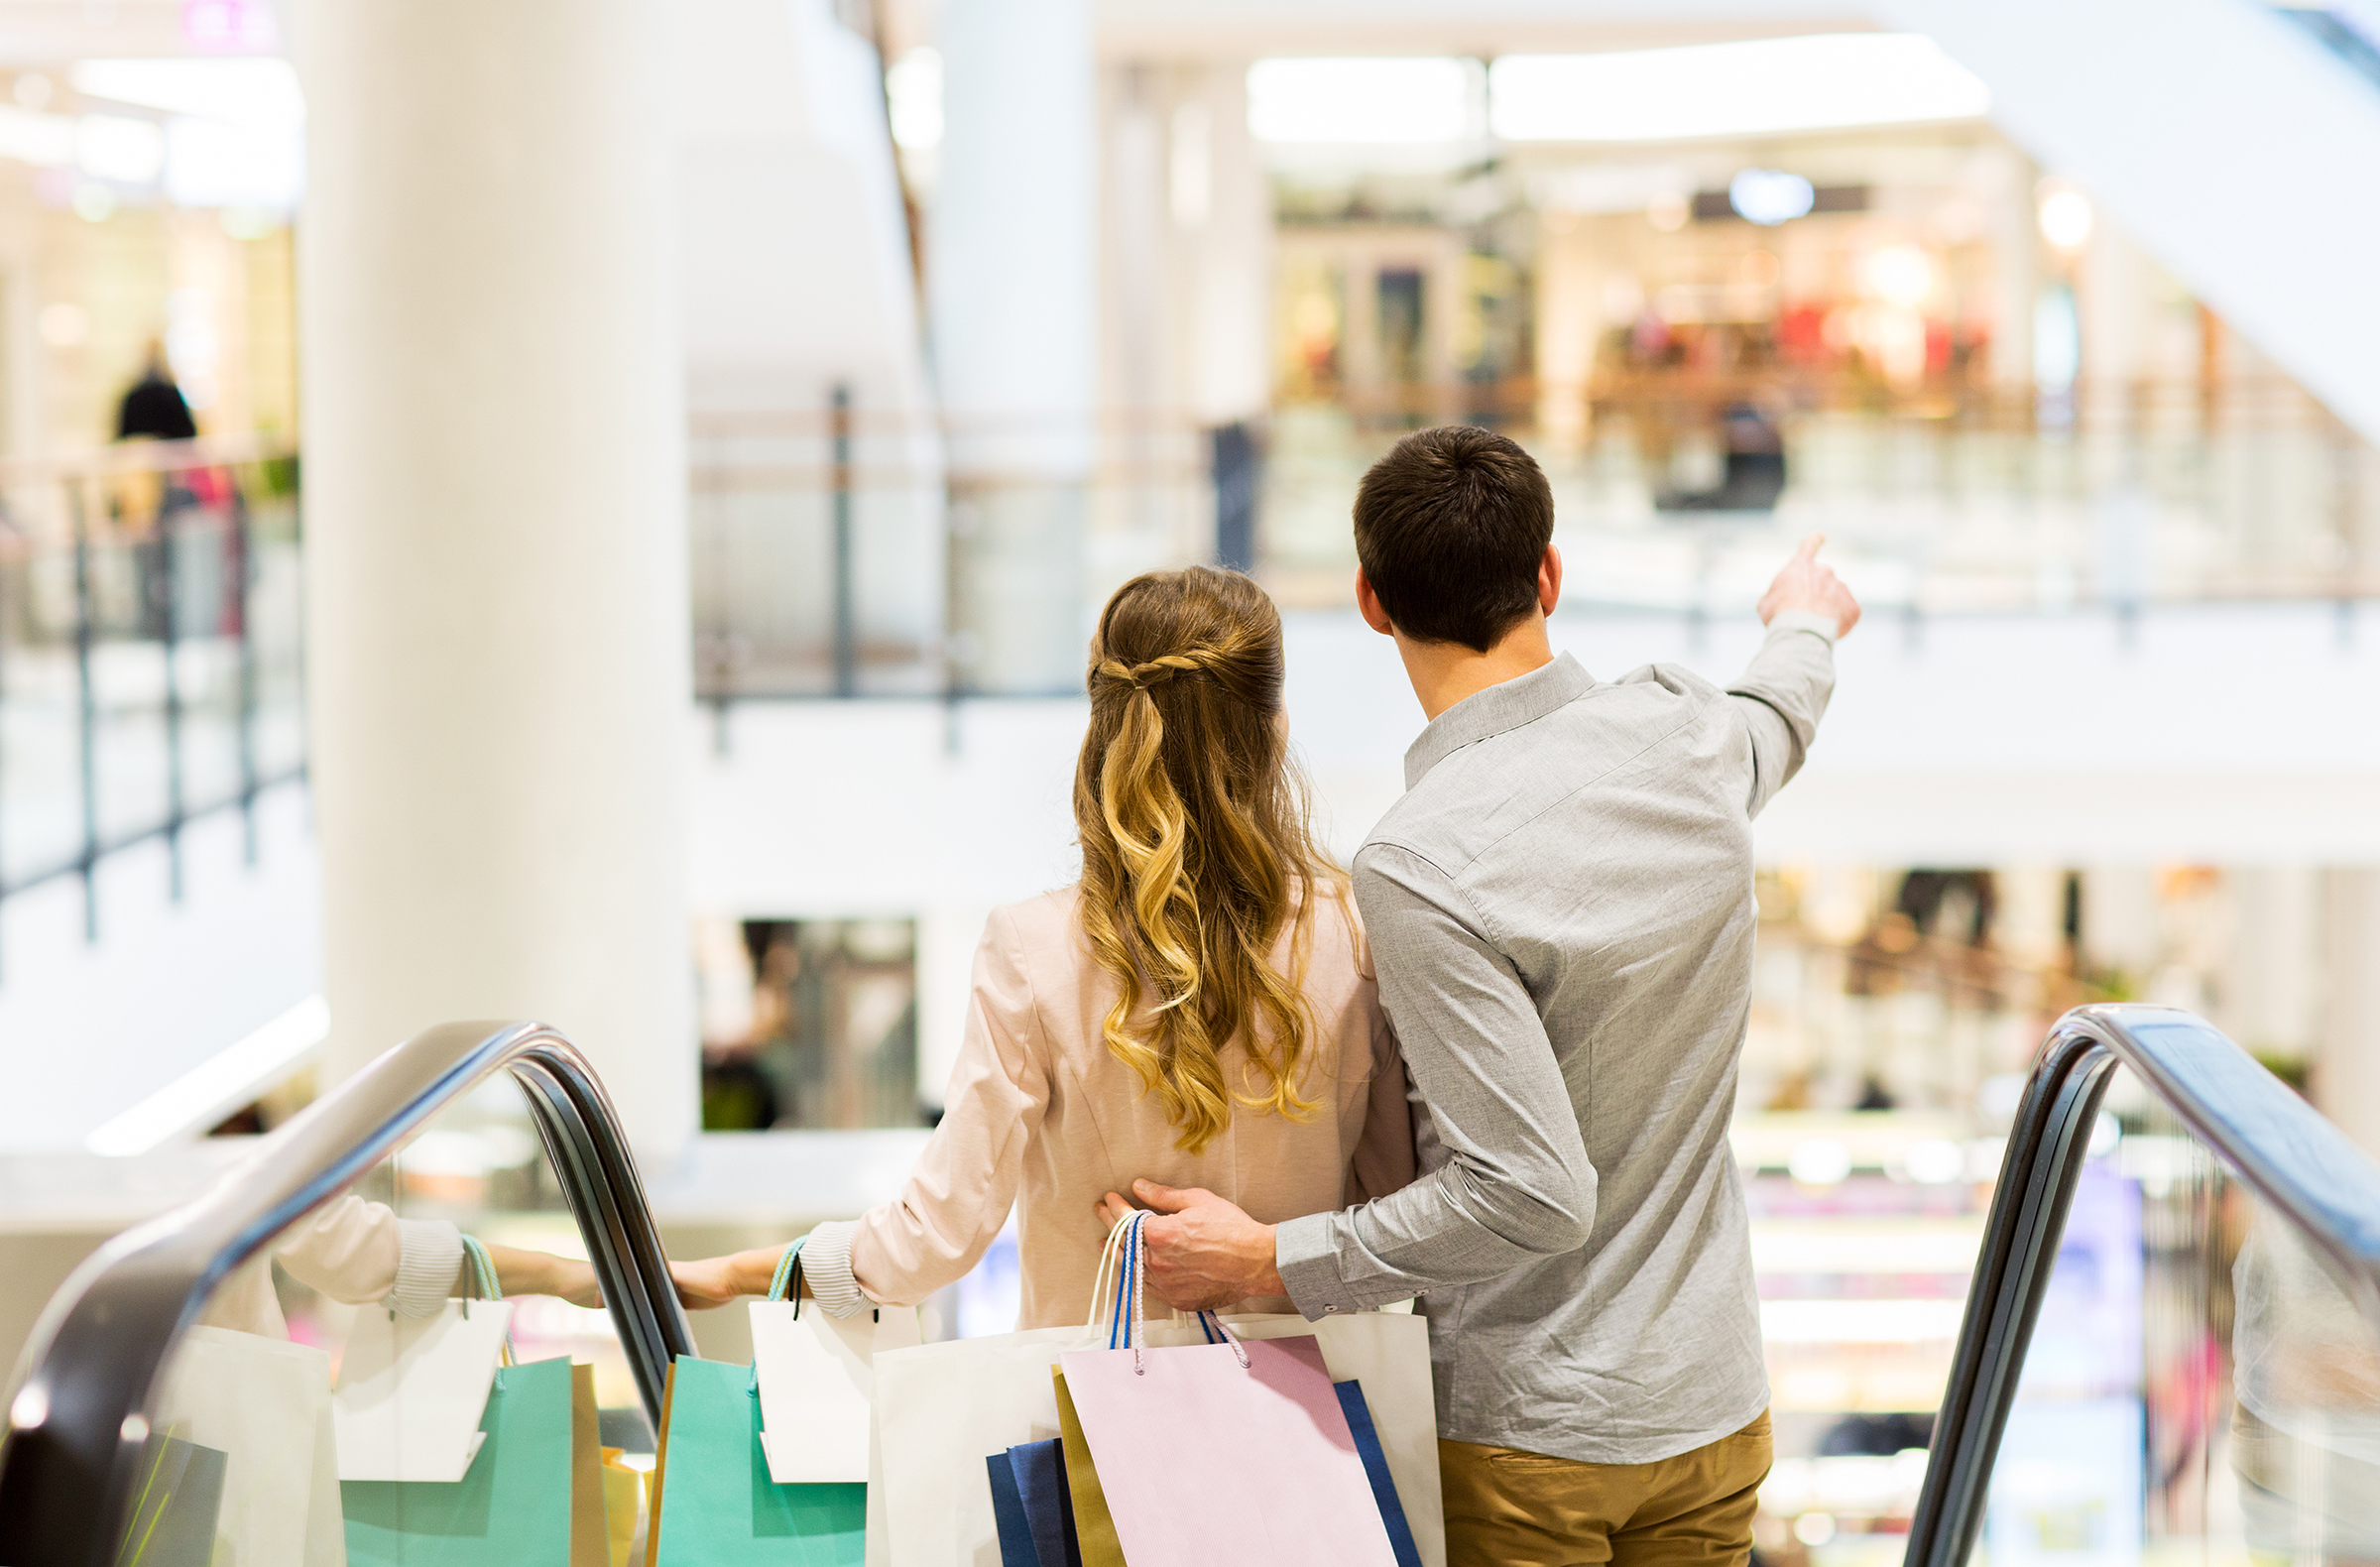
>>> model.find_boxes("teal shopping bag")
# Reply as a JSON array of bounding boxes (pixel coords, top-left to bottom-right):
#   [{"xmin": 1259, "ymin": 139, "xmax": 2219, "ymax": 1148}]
[
  {"xmin": 341, "ymin": 1355, "xmax": 575, "ymax": 1566},
  {"xmin": 648, "ymin": 1356, "xmax": 866, "ymax": 1565}
]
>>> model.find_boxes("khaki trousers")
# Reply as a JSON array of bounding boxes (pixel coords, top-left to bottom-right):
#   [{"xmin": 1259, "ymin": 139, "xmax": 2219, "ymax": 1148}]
[{"xmin": 1440, "ymin": 1411, "xmax": 1772, "ymax": 1567}]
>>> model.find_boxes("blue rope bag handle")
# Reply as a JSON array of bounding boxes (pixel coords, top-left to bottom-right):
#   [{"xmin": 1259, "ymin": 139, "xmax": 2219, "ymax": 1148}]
[{"xmin": 1105, "ymin": 1211, "xmax": 1239, "ymax": 1360}]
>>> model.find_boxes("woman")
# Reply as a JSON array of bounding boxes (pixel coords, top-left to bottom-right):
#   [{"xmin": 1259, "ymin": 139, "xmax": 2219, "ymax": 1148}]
[{"xmin": 672, "ymin": 567, "xmax": 1413, "ymax": 1328}]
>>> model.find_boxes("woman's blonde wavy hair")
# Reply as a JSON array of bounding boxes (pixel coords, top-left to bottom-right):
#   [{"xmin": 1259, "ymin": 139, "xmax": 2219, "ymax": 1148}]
[{"xmin": 1075, "ymin": 566, "xmax": 1344, "ymax": 1154}]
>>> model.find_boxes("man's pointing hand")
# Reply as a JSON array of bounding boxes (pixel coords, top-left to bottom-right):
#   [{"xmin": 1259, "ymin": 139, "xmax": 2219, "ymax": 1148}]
[
  {"xmin": 1094, "ymin": 1179, "xmax": 1284, "ymax": 1312},
  {"xmin": 1756, "ymin": 531, "xmax": 1861, "ymax": 639}
]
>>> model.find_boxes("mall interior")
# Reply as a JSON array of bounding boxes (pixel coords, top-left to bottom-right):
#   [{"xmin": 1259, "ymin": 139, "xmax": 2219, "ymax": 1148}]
[{"xmin": 0, "ymin": 0, "xmax": 2376, "ymax": 1562}]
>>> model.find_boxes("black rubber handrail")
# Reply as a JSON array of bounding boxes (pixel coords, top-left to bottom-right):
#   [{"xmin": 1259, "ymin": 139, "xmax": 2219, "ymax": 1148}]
[
  {"xmin": 1903, "ymin": 1004, "xmax": 2380, "ymax": 1567},
  {"xmin": 0, "ymin": 1020, "xmax": 695, "ymax": 1567}
]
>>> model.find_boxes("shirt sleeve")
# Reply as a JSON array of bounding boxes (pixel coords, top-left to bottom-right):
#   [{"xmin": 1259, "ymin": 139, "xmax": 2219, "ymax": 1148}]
[
  {"xmin": 270, "ymin": 1193, "xmax": 461, "ymax": 1316},
  {"xmin": 804, "ymin": 906, "xmax": 1052, "ymax": 1317},
  {"xmin": 1726, "ymin": 611, "xmax": 1838, "ymax": 818},
  {"xmin": 1275, "ymin": 846, "xmax": 1596, "ymax": 1317},
  {"xmin": 1344, "ymin": 981, "xmax": 1417, "ymax": 1207}
]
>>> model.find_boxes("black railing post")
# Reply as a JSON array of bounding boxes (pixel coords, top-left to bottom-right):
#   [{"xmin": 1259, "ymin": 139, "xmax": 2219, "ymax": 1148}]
[
  {"xmin": 831, "ymin": 383, "xmax": 856, "ymax": 697},
  {"xmin": 67, "ymin": 478, "xmax": 98, "ymax": 941},
  {"xmin": 161, "ymin": 472, "xmax": 184, "ymax": 902}
]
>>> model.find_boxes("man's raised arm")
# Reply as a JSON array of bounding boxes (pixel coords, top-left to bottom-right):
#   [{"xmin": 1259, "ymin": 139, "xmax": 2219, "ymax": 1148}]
[{"xmin": 1731, "ymin": 532, "xmax": 1858, "ymax": 816}]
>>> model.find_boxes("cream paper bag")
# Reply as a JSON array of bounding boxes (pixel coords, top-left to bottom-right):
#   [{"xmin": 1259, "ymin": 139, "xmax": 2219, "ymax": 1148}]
[
  {"xmin": 332, "ymin": 1299, "xmax": 513, "ymax": 1481},
  {"xmin": 154, "ymin": 1323, "xmax": 348, "ymax": 1567},
  {"xmin": 750, "ymin": 1297, "xmax": 921, "ymax": 1483}
]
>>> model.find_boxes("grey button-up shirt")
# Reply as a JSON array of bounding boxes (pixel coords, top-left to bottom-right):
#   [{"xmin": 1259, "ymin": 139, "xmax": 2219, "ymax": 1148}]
[{"xmin": 1275, "ymin": 614, "xmax": 1838, "ymax": 1465}]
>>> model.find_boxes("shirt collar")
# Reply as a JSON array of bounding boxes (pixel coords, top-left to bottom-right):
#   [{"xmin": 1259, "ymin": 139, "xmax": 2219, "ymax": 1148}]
[{"xmin": 1402, "ymin": 652, "xmax": 1596, "ymax": 788}]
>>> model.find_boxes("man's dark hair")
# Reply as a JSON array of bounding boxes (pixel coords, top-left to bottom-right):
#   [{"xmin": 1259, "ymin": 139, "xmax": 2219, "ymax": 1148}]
[{"xmin": 1352, "ymin": 424, "xmax": 1555, "ymax": 653}]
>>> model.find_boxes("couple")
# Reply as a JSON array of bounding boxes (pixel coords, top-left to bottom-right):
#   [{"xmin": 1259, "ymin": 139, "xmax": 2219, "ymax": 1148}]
[{"xmin": 675, "ymin": 424, "xmax": 1858, "ymax": 1567}]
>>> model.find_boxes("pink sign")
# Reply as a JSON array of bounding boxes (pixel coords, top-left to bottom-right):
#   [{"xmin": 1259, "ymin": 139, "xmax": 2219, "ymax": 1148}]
[
  {"xmin": 1058, "ymin": 1335, "xmax": 1398, "ymax": 1567},
  {"xmin": 182, "ymin": 0, "xmax": 280, "ymax": 53}
]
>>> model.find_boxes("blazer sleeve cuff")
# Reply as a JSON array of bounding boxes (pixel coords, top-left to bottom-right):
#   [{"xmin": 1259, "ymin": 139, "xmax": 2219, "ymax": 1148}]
[
  {"xmin": 800, "ymin": 1220, "xmax": 873, "ymax": 1318},
  {"xmin": 385, "ymin": 1218, "xmax": 463, "ymax": 1317}
]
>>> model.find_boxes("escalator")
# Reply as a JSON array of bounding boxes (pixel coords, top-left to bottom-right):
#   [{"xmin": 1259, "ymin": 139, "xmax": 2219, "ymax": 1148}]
[
  {"xmin": 0, "ymin": 1020, "xmax": 695, "ymax": 1567},
  {"xmin": 0, "ymin": 1003, "xmax": 2373, "ymax": 1565},
  {"xmin": 1904, "ymin": 1004, "xmax": 2380, "ymax": 1567}
]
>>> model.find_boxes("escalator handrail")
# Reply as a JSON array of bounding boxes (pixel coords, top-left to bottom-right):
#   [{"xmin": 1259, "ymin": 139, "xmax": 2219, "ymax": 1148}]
[
  {"xmin": 1903, "ymin": 1003, "xmax": 2380, "ymax": 1567},
  {"xmin": 0, "ymin": 1020, "xmax": 695, "ymax": 1567}
]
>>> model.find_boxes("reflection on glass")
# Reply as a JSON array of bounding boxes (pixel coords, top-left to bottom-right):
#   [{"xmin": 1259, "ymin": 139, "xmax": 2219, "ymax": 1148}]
[
  {"xmin": 1982, "ymin": 1064, "xmax": 2380, "ymax": 1567},
  {"xmin": 120, "ymin": 1096, "xmax": 645, "ymax": 1567}
]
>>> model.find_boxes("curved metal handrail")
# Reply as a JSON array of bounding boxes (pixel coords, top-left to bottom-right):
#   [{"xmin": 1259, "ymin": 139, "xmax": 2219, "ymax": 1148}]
[
  {"xmin": 1903, "ymin": 1004, "xmax": 2380, "ymax": 1567},
  {"xmin": 0, "ymin": 1020, "xmax": 695, "ymax": 1567}
]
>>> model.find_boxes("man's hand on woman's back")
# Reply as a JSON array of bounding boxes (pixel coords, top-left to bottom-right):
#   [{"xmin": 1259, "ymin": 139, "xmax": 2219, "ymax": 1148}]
[
  {"xmin": 1095, "ymin": 1179, "xmax": 1284, "ymax": 1312},
  {"xmin": 1756, "ymin": 532, "xmax": 1860, "ymax": 639}
]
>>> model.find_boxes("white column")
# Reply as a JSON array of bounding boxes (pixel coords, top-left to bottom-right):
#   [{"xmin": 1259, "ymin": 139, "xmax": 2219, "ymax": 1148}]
[
  {"xmin": 1175, "ymin": 61, "xmax": 1270, "ymax": 429},
  {"xmin": 291, "ymin": 0, "xmax": 696, "ymax": 1158},
  {"xmin": 933, "ymin": 0, "xmax": 1096, "ymax": 691},
  {"xmin": 2320, "ymin": 870, "xmax": 2380, "ymax": 1158}
]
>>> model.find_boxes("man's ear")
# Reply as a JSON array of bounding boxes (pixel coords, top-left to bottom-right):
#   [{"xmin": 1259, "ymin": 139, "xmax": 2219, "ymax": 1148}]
[
  {"xmin": 1355, "ymin": 570, "xmax": 1396, "ymax": 637},
  {"xmin": 1539, "ymin": 543, "xmax": 1563, "ymax": 617}
]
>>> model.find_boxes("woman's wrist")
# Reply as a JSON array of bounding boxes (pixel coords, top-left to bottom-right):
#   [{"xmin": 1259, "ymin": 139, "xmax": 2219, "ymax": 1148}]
[{"xmin": 740, "ymin": 1246, "xmax": 789, "ymax": 1298}]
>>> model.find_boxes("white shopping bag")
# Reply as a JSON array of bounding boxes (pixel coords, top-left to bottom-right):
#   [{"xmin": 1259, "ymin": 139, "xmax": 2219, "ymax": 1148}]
[
  {"xmin": 751, "ymin": 1297, "xmax": 921, "ymax": 1483},
  {"xmin": 331, "ymin": 1298, "xmax": 513, "ymax": 1481},
  {"xmin": 154, "ymin": 1323, "xmax": 348, "ymax": 1567},
  {"xmin": 868, "ymin": 1225, "xmax": 1442, "ymax": 1567}
]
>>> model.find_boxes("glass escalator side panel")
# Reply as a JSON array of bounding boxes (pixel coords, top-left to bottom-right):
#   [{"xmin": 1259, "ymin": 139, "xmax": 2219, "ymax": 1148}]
[
  {"xmin": 1977, "ymin": 1063, "xmax": 2380, "ymax": 1567},
  {"xmin": 116, "ymin": 1091, "xmax": 650, "ymax": 1567}
]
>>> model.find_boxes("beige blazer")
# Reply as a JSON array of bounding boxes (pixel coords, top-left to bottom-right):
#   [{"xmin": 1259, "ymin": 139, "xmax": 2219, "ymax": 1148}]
[{"xmin": 846, "ymin": 882, "xmax": 1415, "ymax": 1330}]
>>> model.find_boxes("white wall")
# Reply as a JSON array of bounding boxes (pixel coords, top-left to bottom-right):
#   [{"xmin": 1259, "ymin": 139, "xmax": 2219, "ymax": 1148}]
[
  {"xmin": 0, "ymin": 785, "xmax": 319, "ymax": 1152},
  {"xmin": 688, "ymin": 600, "xmax": 2380, "ymax": 1103}
]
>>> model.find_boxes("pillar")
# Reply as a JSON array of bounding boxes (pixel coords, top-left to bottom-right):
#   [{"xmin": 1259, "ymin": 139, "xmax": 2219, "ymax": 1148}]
[
  {"xmin": 291, "ymin": 0, "xmax": 696, "ymax": 1158},
  {"xmin": 934, "ymin": 0, "xmax": 1095, "ymax": 692},
  {"xmin": 2319, "ymin": 870, "xmax": 2380, "ymax": 1158}
]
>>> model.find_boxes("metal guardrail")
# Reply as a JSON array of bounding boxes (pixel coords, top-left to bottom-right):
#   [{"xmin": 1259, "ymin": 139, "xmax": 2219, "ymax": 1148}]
[
  {"xmin": 0, "ymin": 1020, "xmax": 694, "ymax": 1567},
  {"xmin": 1901, "ymin": 1003, "xmax": 2380, "ymax": 1567},
  {"xmin": 0, "ymin": 433, "xmax": 306, "ymax": 944}
]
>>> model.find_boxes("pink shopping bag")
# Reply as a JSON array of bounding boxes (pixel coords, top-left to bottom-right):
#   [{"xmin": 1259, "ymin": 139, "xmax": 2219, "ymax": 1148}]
[{"xmin": 1056, "ymin": 1213, "xmax": 1399, "ymax": 1567}]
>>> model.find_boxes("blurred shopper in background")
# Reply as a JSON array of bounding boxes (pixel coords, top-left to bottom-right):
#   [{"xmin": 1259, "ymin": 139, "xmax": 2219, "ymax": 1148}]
[
  {"xmin": 1121, "ymin": 427, "xmax": 1860, "ymax": 1567},
  {"xmin": 669, "ymin": 565, "xmax": 1416, "ymax": 1327},
  {"xmin": 115, "ymin": 339, "xmax": 198, "ymax": 443}
]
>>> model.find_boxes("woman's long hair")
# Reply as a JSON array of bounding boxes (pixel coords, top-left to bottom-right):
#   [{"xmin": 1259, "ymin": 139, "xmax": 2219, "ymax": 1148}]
[{"xmin": 1075, "ymin": 566, "xmax": 1343, "ymax": 1153}]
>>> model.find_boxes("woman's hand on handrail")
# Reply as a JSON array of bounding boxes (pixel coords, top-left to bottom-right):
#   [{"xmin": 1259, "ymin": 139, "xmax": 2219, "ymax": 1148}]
[
  {"xmin": 669, "ymin": 1247, "xmax": 806, "ymax": 1310},
  {"xmin": 453, "ymin": 1243, "xmax": 606, "ymax": 1309}
]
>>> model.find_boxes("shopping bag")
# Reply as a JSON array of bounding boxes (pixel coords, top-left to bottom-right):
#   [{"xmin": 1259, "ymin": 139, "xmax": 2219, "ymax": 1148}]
[
  {"xmin": 870, "ymin": 1215, "xmax": 1444, "ymax": 1567},
  {"xmin": 153, "ymin": 1322, "xmax": 347, "ymax": 1567},
  {"xmin": 1337, "ymin": 1383, "xmax": 1422, "ymax": 1567},
  {"xmin": 332, "ymin": 1301, "xmax": 512, "ymax": 1481},
  {"xmin": 1048, "ymin": 1373, "xmax": 1125, "ymax": 1567},
  {"xmin": 645, "ymin": 1355, "xmax": 867, "ymax": 1566},
  {"xmin": 750, "ymin": 1242, "xmax": 921, "ymax": 1483},
  {"xmin": 1054, "ymin": 1212, "xmax": 1397, "ymax": 1567},
  {"xmin": 984, "ymin": 1454, "xmax": 1036, "ymax": 1567},
  {"xmin": 1005, "ymin": 1441, "xmax": 1080, "ymax": 1567},
  {"xmin": 599, "ymin": 1450, "xmax": 642, "ymax": 1567},
  {"xmin": 340, "ymin": 1356, "xmax": 576, "ymax": 1566},
  {"xmin": 570, "ymin": 1365, "xmax": 608, "ymax": 1567},
  {"xmin": 870, "ymin": 1217, "xmax": 1144, "ymax": 1566},
  {"xmin": 115, "ymin": 1427, "xmax": 228, "ymax": 1567}
]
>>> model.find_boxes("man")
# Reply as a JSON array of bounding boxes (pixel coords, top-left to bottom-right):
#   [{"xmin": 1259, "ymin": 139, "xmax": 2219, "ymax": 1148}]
[{"xmin": 1099, "ymin": 424, "xmax": 1858, "ymax": 1566}]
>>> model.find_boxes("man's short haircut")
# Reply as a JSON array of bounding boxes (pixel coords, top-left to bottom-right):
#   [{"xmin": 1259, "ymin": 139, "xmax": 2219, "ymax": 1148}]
[{"xmin": 1352, "ymin": 424, "xmax": 1555, "ymax": 653}]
